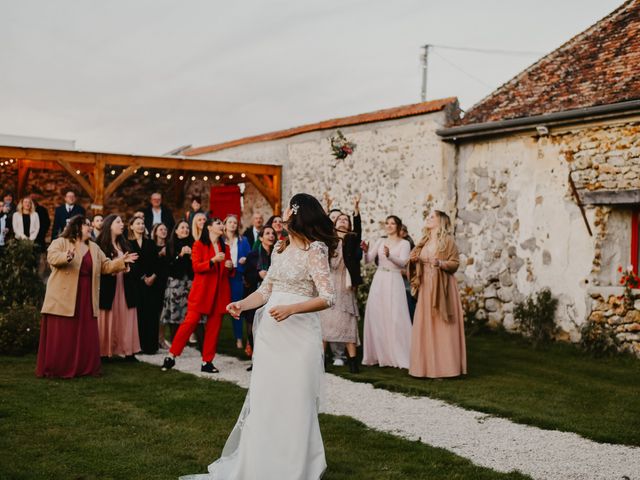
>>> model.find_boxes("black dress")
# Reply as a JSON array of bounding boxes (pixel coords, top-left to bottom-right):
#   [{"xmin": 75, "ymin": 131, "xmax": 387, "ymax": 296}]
[
  {"xmin": 129, "ymin": 237, "xmax": 160, "ymax": 354},
  {"xmin": 243, "ymin": 244, "xmax": 272, "ymax": 349}
]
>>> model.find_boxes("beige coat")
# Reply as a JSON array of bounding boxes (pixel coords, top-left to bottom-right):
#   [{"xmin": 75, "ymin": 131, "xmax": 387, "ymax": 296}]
[{"xmin": 41, "ymin": 238, "xmax": 126, "ymax": 317}]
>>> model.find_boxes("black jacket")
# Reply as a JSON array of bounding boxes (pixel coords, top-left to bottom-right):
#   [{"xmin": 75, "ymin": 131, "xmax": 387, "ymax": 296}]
[
  {"xmin": 167, "ymin": 236, "xmax": 194, "ymax": 280},
  {"xmin": 143, "ymin": 205, "xmax": 175, "ymax": 234},
  {"xmin": 342, "ymin": 213, "xmax": 363, "ymax": 287},
  {"xmin": 244, "ymin": 244, "xmax": 272, "ymax": 296},
  {"xmin": 53, "ymin": 204, "xmax": 85, "ymax": 238},
  {"xmin": 34, "ymin": 204, "xmax": 50, "ymax": 248}
]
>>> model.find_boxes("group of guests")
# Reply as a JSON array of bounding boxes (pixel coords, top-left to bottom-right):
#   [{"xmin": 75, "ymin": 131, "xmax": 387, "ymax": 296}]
[{"xmin": 32, "ymin": 186, "xmax": 466, "ymax": 380}]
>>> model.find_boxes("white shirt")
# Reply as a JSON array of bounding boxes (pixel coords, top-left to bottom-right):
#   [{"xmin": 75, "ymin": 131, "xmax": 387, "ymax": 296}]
[
  {"xmin": 229, "ymin": 237, "xmax": 238, "ymax": 267},
  {"xmin": 152, "ymin": 208, "xmax": 162, "ymax": 225},
  {"xmin": 66, "ymin": 203, "xmax": 73, "ymax": 213},
  {"xmin": 0, "ymin": 215, "xmax": 6, "ymax": 246}
]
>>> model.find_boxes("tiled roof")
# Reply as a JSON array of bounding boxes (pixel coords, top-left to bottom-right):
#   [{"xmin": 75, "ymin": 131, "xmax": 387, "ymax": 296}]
[
  {"xmin": 459, "ymin": 0, "xmax": 640, "ymax": 125},
  {"xmin": 183, "ymin": 97, "xmax": 457, "ymax": 156}
]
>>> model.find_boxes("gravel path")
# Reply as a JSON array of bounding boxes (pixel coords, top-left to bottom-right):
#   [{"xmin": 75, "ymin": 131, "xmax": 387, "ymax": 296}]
[{"xmin": 139, "ymin": 349, "xmax": 639, "ymax": 480}]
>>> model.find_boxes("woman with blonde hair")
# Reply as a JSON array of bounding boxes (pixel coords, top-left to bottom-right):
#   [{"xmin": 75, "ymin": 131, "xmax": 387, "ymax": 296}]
[
  {"xmin": 191, "ymin": 212, "xmax": 207, "ymax": 241},
  {"xmin": 223, "ymin": 214, "xmax": 251, "ymax": 348},
  {"xmin": 408, "ymin": 210, "xmax": 466, "ymax": 378},
  {"xmin": 12, "ymin": 196, "xmax": 39, "ymax": 241}
]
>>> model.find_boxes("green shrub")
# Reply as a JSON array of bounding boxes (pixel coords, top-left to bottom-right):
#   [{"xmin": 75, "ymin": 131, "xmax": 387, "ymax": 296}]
[
  {"xmin": 0, "ymin": 304, "xmax": 40, "ymax": 355},
  {"xmin": 355, "ymin": 263, "xmax": 377, "ymax": 318},
  {"xmin": 513, "ymin": 288, "xmax": 558, "ymax": 346},
  {"xmin": 579, "ymin": 321, "xmax": 619, "ymax": 357},
  {"xmin": 0, "ymin": 239, "xmax": 45, "ymax": 309}
]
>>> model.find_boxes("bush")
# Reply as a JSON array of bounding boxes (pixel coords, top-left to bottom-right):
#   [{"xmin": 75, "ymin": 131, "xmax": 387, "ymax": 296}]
[
  {"xmin": 513, "ymin": 288, "xmax": 558, "ymax": 346},
  {"xmin": 0, "ymin": 239, "xmax": 45, "ymax": 309},
  {"xmin": 0, "ymin": 304, "xmax": 40, "ymax": 355},
  {"xmin": 579, "ymin": 321, "xmax": 619, "ymax": 357},
  {"xmin": 355, "ymin": 263, "xmax": 377, "ymax": 319}
]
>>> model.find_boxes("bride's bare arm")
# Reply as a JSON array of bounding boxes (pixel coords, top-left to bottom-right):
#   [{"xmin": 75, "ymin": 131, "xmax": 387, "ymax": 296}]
[
  {"xmin": 268, "ymin": 297, "xmax": 330, "ymax": 322},
  {"xmin": 227, "ymin": 291, "xmax": 266, "ymax": 318}
]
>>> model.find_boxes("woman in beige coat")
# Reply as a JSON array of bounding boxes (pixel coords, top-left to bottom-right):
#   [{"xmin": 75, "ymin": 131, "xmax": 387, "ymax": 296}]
[
  {"xmin": 37, "ymin": 215, "xmax": 138, "ymax": 378},
  {"xmin": 408, "ymin": 210, "xmax": 467, "ymax": 378}
]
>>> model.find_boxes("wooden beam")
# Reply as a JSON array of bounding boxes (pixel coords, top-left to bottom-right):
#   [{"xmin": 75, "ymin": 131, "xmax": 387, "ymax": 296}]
[
  {"xmin": 273, "ymin": 170, "xmax": 282, "ymax": 215},
  {"xmin": 0, "ymin": 146, "xmax": 280, "ymax": 175},
  {"xmin": 245, "ymin": 172, "xmax": 278, "ymax": 210},
  {"xmin": 104, "ymin": 164, "xmax": 139, "ymax": 200},
  {"xmin": 17, "ymin": 160, "xmax": 30, "ymax": 199},
  {"xmin": 57, "ymin": 160, "xmax": 95, "ymax": 198}
]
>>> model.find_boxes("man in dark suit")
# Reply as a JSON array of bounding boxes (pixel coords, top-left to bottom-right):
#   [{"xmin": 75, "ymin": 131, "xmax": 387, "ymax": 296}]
[
  {"xmin": 53, "ymin": 190, "xmax": 85, "ymax": 239},
  {"xmin": 143, "ymin": 192, "xmax": 175, "ymax": 234},
  {"xmin": 242, "ymin": 212, "xmax": 264, "ymax": 247},
  {"xmin": 31, "ymin": 193, "xmax": 51, "ymax": 250}
]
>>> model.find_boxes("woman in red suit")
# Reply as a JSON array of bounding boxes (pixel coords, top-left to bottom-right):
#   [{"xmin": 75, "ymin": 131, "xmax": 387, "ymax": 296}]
[{"xmin": 161, "ymin": 217, "xmax": 233, "ymax": 373}]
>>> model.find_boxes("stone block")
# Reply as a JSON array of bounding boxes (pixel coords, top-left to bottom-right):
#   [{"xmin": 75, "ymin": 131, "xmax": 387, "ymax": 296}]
[
  {"xmin": 483, "ymin": 285, "xmax": 498, "ymax": 298},
  {"xmin": 499, "ymin": 271, "xmax": 513, "ymax": 287},
  {"xmin": 542, "ymin": 250, "xmax": 552, "ymax": 265},
  {"xmin": 520, "ymin": 237, "xmax": 537, "ymax": 251},
  {"xmin": 625, "ymin": 310, "xmax": 640, "ymax": 323},
  {"xmin": 509, "ymin": 257, "xmax": 525, "ymax": 273},
  {"xmin": 458, "ymin": 209, "xmax": 483, "ymax": 225}
]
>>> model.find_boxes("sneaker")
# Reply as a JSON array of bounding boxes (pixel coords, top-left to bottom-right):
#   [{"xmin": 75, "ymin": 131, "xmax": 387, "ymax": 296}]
[
  {"xmin": 332, "ymin": 358, "xmax": 345, "ymax": 367},
  {"xmin": 246, "ymin": 364, "xmax": 253, "ymax": 372},
  {"xmin": 161, "ymin": 356, "xmax": 175, "ymax": 371},
  {"xmin": 201, "ymin": 362, "xmax": 219, "ymax": 373}
]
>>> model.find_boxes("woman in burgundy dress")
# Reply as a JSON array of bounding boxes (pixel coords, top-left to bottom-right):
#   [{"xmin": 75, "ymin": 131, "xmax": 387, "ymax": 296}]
[{"xmin": 37, "ymin": 215, "xmax": 138, "ymax": 378}]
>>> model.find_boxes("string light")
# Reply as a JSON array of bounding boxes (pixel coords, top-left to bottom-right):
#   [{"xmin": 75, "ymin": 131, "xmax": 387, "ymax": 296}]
[
  {"xmin": 143, "ymin": 170, "xmax": 149, "ymax": 176},
  {"xmin": 241, "ymin": 173, "xmax": 246, "ymax": 178},
  {"xmin": 166, "ymin": 174, "xmax": 172, "ymax": 180},
  {"xmin": 179, "ymin": 175, "xmax": 184, "ymax": 181},
  {"xmin": 110, "ymin": 169, "xmax": 116, "ymax": 175},
  {"xmin": 75, "ymin": 169, "xmax": 81, "ymax": 174},
  {"xmin": 10, "ymin": 159, "xmax": 15, "ymax": 163},
  {"xmin": 228, "ymin": 174, "xmax": 233, "ymax": 179},
  {"xmin": 215, "ymin": 175, "xmax": 220, "ymax": 181},
  {"xmin": 191, "ymin": 176, "xmax": 196, "ymax": 181},
  {"xmin": 203, "ymin": 175, "xmax": 208, "ymax": 181},
  {"xmin": 155, "ymin": 173, "xmax": 160, "ymax": 178}
]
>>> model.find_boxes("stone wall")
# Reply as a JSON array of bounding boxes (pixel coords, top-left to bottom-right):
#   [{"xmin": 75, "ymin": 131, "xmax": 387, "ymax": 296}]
[
  {"xmin": 190, "ymin": 109, "xmax": 456, "ymax": 241},
  {"xmin": 588, "ymin": 287, "xmax": 640, "ymax": 357},
  {"xmin": 560, "ymin": 122, "xmax": 640, "ymax": 191}
]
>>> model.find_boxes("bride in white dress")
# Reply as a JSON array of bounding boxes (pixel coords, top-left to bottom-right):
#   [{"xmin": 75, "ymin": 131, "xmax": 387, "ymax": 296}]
[{"xmin": 181, "ymin": 193, "xmax": 338, "ymax": 480}]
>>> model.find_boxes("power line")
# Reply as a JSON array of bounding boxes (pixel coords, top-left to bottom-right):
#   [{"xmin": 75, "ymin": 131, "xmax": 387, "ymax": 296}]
[
  {"xmin": 428, "ymin": 44, "xmax": 544, "ymax": 56},
  {"xmin": 430, "ymin": 49, "xmax": 494, "ymax": 89}
]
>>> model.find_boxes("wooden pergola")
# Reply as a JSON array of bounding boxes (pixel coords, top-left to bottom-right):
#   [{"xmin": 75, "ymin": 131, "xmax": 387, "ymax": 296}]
[{"xmin": 0, "ymin": 146, "xmax": 282, "ymax": 214}]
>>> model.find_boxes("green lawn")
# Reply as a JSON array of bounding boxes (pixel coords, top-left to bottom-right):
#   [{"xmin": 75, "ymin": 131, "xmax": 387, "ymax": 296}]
[
  {"xmin": 217, "ymin": 317, "xmax": 640, "ymax": 447},
  {"xmin": 0, "ymin": 355, "xmax": 530, "ymax": 480}
]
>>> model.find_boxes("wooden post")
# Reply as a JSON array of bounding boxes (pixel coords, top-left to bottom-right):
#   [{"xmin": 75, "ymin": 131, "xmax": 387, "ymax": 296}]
[
  {"xmin": 273, "ymin": 171, "xmax": 282, "ymax": 215},
  {"xmin": 92, "ymin": 154, "xmax": 105, "ymax": 212},
  {"xmin": 17, "ymin": 159, "xmax": 30, "ymax": 199}
]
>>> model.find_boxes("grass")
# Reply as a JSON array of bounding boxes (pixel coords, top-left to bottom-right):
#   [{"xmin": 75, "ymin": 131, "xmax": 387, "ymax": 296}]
[
  {"xmin": 327, "ymin": 331, "xmax": 640, "ymax": 447},
  {"xmin": 0, "ymin": 355, "xmax": 530, "ymax": 480},
  {"xmin": 205, "ymin": 316, "xmax": 640, "ymax": 447}
]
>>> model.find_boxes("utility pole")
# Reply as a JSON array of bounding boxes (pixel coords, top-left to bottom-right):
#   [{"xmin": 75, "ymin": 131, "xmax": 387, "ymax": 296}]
[{"xmin": 421, "ymin": 44, "xmax": 430, "ymax": 102}]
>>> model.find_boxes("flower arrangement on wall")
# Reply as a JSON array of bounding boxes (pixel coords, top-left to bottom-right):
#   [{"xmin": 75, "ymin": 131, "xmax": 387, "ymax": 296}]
[{"xmin": 330, "ymin": 130, "xmax": 356, "ymax": 160}]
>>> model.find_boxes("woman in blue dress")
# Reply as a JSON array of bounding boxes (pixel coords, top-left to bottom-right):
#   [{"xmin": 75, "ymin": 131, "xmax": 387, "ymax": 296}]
[{"xmin": 223, "ymin": 214, "xmax": 251, "ymax": 349}]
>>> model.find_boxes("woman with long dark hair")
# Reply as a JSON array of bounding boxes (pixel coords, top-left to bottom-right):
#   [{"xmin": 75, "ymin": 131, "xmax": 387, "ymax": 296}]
[
  {"xmin": 37, "ymin": 215, "xmax": 137, "ymax": 378},
  {"xmin": 162, "ymin": 217, "xmax": 233, "ymax": 373},
  {"xmin": 96, "ymin": 214, "xmax": 141, "ymax": 360},
  {"xmin": 151, "ymin": 223, "xmax": 170, "ymax": 349},
  {"xmin": 362, "ymin": 214, "xmax": 412, "ymax": 369},
  {"xmin": 223, "ymin": 214, "xmax": 251, "ymax": 349},
  {"xmin": 409, "ymin": 210, "xmax": 467, "ymax": 378},
  {"xmin": 265, "ymin": 214, "xmax": 287, "ymax": 242},
  {"xmin": 159, "ymin": 220, "xmax": 193, "ymax": 346},
  {"xmin": 183, "ymin": 193, "xmax": 336, "ymax": 479}
]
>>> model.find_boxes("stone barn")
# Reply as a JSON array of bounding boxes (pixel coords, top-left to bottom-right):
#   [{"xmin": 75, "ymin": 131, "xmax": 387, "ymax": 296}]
[{"xmin": 437, "ymin": 0, "xmax": 640, "ymax": 354}]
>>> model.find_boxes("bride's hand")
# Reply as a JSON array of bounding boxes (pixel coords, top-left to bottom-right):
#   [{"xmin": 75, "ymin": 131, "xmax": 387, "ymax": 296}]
[
  {"xmin": 227, "ymin": 301, "xmax": 243, "ymax": 319},
  {"xmin": 268, "ymin": 305, "xmax": 295, "ymax": 322}
]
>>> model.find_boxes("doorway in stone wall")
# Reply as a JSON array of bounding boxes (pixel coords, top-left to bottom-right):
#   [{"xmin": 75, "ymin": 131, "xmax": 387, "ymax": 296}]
[{"xmin": 210, "ymin": 184, "xmax": 241, "ymax": 220}]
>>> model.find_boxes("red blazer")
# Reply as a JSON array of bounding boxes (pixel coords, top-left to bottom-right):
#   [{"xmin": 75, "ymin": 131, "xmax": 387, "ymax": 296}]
[{"xmin": 187, "ymin": 239, "xmax": 233, "ymax": 315}]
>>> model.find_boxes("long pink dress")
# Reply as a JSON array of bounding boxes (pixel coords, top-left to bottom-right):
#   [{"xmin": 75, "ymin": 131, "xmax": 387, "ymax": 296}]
[
  {"xmin": 362, "ymin": 238, "xmax": 412, "ymax": 368},
  {"xmin": 409, "ymin": 238, "xmax": 467, "ymax": 378},
  {"xmin": 98, "ymin": 250, "xmax": 140, "ymax": 357}
]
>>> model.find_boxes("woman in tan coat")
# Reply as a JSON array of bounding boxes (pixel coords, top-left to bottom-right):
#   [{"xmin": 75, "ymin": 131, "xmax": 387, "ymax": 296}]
[
  {"xmin": 408, "ymin": 210, "xmax": 467, "ymax": 378},
  {"xmin": 37, "ymin": 215, "xmax": 138, "ymax": 378}
]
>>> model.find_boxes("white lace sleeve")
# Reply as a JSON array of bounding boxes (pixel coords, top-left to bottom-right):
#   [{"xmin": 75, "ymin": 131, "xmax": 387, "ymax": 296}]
[
  {"xmin": 256, "ymin": 269, "xmax": 273, "ymax": 303},
  {"xmin": 308, "ymin": 242, "xmax": 335, "ymax": 307}
]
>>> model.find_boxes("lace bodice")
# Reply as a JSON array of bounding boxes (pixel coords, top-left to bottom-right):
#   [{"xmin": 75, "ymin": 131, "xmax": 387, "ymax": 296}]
[{"xmin": 257, "ymin": 241, "xmax": 335, "ymax": 306}]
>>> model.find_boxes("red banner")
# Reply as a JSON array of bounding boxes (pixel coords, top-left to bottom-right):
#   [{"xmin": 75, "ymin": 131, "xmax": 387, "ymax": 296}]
[{"xmin": 209, "ymin": 184, "xmax": 241, "ymax": 220}]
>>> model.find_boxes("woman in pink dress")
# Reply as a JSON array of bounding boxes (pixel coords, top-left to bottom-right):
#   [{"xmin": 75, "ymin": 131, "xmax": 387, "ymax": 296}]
[
  {"xmin": 362, "ymin": 215, "xmax": 412, "ymax": 369},
  {"xmin": 96, "ymin": 214, "xmax": 142, "ymax": 360},
  {"xmin": 37, "ymin": 215, "xmax": 137, "ymax": 378},
  {"xmin": 409, "ymin": 210, "xmax": 467, "ymax": 378}
]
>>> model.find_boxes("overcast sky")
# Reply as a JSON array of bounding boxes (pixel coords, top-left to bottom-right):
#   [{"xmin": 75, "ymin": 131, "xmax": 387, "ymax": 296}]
[{"xmin": 0, "ymin": 0, "xmax": 623, "ymax": 155}]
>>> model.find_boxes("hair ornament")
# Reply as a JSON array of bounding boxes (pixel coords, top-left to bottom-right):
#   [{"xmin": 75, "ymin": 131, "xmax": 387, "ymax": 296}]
[{"xmin": 291, "ymin": 203, "xmax": 300, "ymax": 215}]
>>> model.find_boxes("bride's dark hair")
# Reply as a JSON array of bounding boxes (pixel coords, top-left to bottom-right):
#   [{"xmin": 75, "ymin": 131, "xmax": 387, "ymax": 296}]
[{"xmin": 277, "ymin": 193, "xmax": 338, "ymax": 257}]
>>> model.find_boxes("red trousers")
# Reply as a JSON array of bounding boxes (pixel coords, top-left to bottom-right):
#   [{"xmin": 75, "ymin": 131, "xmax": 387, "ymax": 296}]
[{"xmin": 170, "ymin": 309, "xmax": 223, "ymax": 363}]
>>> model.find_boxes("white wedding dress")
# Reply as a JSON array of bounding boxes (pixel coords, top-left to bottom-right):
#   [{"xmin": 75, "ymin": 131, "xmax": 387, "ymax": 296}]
[{"xmin": 181, "ymin": 241, "xmax": 335, "ymax": 480}]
